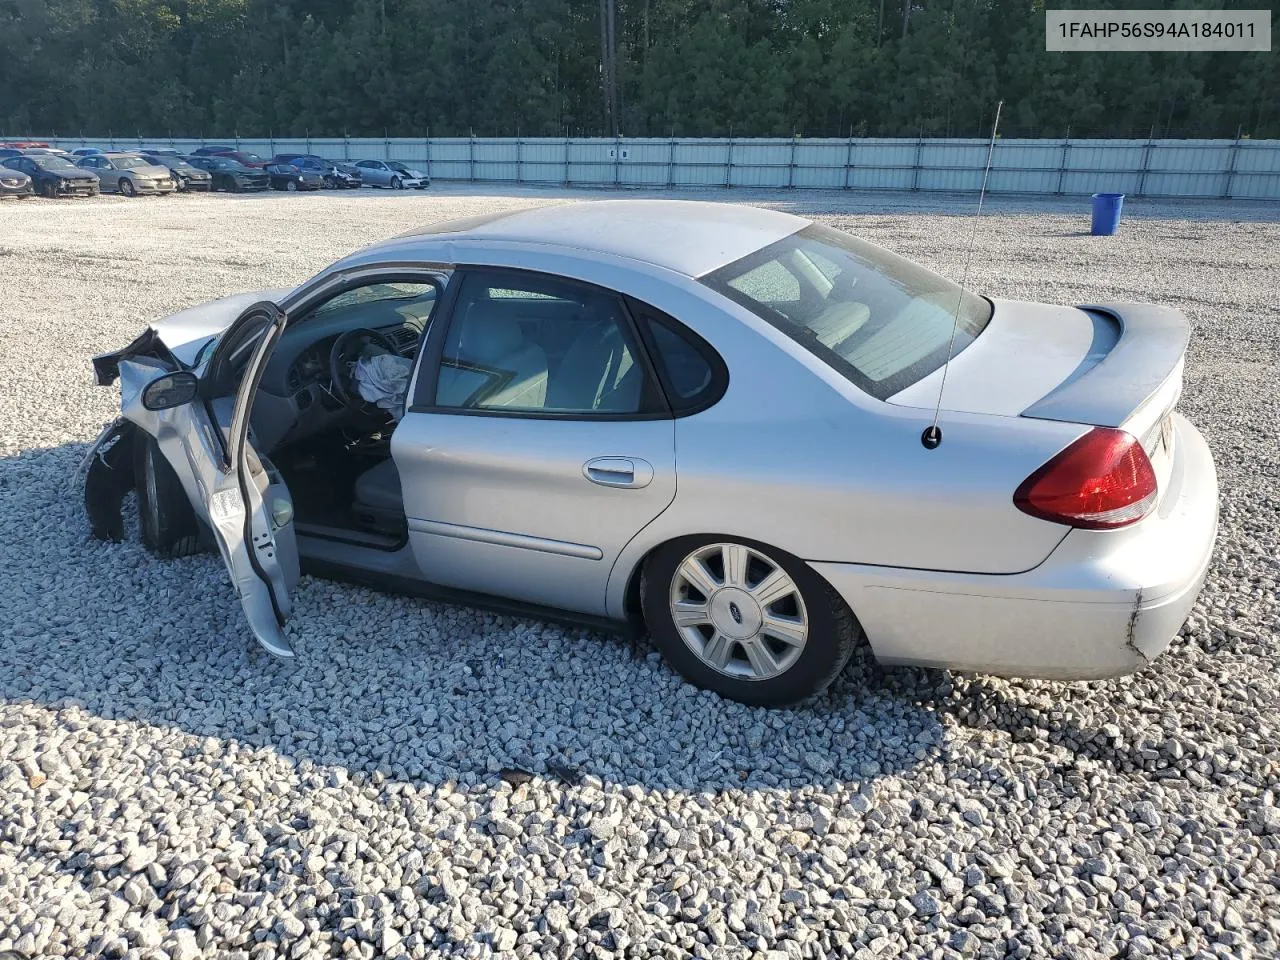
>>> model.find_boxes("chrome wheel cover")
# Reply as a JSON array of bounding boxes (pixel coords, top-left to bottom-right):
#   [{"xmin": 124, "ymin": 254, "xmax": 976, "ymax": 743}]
[{"xmin": 669, "ymin": 542, "xmax": 808, "ymax": 681}]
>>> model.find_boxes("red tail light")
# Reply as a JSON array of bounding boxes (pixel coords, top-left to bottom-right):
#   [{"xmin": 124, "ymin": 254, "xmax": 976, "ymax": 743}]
[{"xmin": 1014, "ymin": 427, "xmax": 1157, "ymax": 530}]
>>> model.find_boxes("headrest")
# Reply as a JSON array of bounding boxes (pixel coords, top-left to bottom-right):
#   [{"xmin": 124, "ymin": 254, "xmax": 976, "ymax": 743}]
[{"xmin": 457, "ymin": 306, "xmax": 524, "ymax": 363}]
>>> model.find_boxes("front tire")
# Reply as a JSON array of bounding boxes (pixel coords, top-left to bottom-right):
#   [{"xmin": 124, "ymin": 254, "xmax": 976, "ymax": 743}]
[
  {"xmin": 285, "ymin": 179, "xmax": 298, "ymax": 192},
  {"xmin": 120, "ymin": 177, "xmax": 136, "ymax": 197},
  {"xmin": 641, "ymin": 536, "xmax": 862, "ymax": 706},
  {"xmin": 390, "ymin": 176, "xmax": 402, "ymax": 190},
  {"xmin": 135, "ymin": 436, "xmax": 202, "ymax": 558}
]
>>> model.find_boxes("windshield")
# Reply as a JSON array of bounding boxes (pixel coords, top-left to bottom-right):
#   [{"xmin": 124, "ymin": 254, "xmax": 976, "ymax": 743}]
[
  {"xmin": 701, "ymin": 224, "xmax": 992, "ymax": 400},
  {"xmin": 387, "ymin": 162, "xmax": 409, "ymax": 173},
  {"xmin": 112, "ymin": 156, "xmax": 149, "ymax": 169},
  {"xmin": 33, "ymin": 156, "xmax": 76, "ymax": 170},
  {"xmin": 235, "ymin": 152, "xmax": 264, "ymax": 163}
]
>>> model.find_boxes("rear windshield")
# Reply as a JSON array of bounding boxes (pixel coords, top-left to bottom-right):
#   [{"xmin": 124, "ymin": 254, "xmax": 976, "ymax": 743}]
[{"xmin": 701, "ymin": 224, "xmax": 992, "ymax": 400}]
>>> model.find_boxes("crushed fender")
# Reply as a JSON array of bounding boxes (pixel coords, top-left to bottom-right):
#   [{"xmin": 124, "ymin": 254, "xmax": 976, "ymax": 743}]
[
  {"xmin": 83, "ymin": 418, "xmax": 137, "ymax": 541},
  {"xmin": 92, "ymin": 327, "xmax": 183, "ymax": 386}
]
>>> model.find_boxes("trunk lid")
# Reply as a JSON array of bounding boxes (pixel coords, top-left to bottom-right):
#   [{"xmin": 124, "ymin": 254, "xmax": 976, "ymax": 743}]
[{"xmin": 890, "ymin": 298, "xmax": 1189, "ymax": 494}]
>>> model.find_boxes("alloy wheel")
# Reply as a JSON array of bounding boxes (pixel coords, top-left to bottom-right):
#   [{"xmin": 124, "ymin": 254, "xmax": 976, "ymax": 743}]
[{"xmin": 668, "ymin": 542, "xmax": 809, "ymax": 681}]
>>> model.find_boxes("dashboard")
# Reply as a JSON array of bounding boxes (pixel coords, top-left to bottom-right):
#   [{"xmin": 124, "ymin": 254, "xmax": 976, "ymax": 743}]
[{"xmin": 249, "ymin": 308, "xmax": 426, "ymax": 454}]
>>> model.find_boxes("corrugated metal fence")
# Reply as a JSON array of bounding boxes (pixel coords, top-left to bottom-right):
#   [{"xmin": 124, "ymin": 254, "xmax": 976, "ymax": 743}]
[{"xmin": 32, "ymin": 135, "xmax": 1280, "ymax": 200}]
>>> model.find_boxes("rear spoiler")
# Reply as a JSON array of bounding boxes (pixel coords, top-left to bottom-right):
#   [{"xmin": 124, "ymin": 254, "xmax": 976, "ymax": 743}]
[{"xmin": 1021, "ymin": 302, "xmax": 1190, "ymax": 428}]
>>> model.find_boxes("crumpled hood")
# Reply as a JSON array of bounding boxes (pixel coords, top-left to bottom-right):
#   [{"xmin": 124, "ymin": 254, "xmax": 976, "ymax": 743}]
[{"xmin": 151, "ymin": 289, "xmax": 289, "ymax": 365}]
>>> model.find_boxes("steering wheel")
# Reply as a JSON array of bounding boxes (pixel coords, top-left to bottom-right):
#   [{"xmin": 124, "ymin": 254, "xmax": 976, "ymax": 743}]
[{"xmin": 328, "ymin": 327, "xmax": 401, "ymax": 416}]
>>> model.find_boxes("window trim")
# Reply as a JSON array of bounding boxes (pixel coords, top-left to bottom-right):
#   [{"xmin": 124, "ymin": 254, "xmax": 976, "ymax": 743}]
[
  {"xmin": 625, "ymin": 297, "xmax": 729, "ymax": 418},
  {"xmin": 407, "ymin": 266, "xmax": 672, "ymax": 422}
]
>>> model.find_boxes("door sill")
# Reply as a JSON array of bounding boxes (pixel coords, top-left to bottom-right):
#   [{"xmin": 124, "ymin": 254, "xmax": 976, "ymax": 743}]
[
  {"xmin": 299, "ymin": 556, "xmax": 638, "ymax": 639},
  {"xmin": 295, "ymin": 521, "xmax": 407, "ymax": 551}
]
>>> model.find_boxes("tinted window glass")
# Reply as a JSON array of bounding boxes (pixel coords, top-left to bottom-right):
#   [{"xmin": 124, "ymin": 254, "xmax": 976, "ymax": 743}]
[
  {"xmin": 434, "ymin": 271, "xmax": 652, "ymax": 415},
  {"xmin": 629, "ymin": 305, "xmax": 724, "ymax": 413},
  {"xmin": 702, "ymin": 224, "xmax": 992, "ymax": 400}
]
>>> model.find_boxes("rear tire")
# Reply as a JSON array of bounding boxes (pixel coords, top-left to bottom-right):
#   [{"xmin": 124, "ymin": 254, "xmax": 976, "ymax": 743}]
[
  {"xmin": 135, "ymin": 436, "xmax": 202, "ymax": 558},
  {"xmin": 641, "ymin": 535, "xmax": 862, "ymax": 706}
]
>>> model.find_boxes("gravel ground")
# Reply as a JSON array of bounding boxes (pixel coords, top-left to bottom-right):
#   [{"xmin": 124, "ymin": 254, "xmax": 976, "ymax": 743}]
[{"xmin": 0, "ymin": 186, "xmax": 1277, "ymax": 960}]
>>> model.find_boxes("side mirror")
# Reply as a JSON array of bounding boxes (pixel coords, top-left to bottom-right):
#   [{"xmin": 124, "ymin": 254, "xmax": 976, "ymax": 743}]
[{"xmin": 142, "ymin": 371, "xmax": 199, "ymax": 410}]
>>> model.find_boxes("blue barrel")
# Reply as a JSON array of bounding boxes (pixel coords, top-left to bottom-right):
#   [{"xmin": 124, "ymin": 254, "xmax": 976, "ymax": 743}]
[{"xmin": 1091, "ymin": 193, "xmax": 1125, "ymax": 235}]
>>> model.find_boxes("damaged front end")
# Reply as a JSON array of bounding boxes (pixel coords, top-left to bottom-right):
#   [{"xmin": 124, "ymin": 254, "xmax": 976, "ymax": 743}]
[
  {"xmin": 81, "ymin": 327, "xmax": 190, "ymax": 542},
  {"xmin": 80, "ymin": 417, "xmax": 138, "ymax": 541}
]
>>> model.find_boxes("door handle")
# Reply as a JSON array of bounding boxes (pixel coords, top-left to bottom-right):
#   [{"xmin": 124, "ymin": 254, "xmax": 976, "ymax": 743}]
[{"xmin": 583, "ymin": 457, "xmax": 654, "ymax": 489}]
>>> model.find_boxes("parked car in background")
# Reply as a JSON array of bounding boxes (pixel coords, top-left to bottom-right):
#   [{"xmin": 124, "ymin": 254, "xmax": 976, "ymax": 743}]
[
  {"xmin": 186, "ymin": 155, "xmax": 269, "ymax": 192},
  {"xmin": 217, "ymin": 150, "xmax": 269, "ymax": 168},
  {"xmin": 75, "ymin": 153, "xmax": 176, "ymax": 197},
  {"xmin": 266, "ymin": 162, "xmax": 325, "ymax": 191},
  {"xmin": 333, "ymin": 161, "xmax": 364, "ymax": 187},
  {"xmin": 140, "ymin": 152, "xmax": 212, "ymax": 192},
  {"xmin": 191, "ymin": 147, "xmax": 268, "ymax": 168},
  {"xmin": 0, "ymin": 165, "xmax": 34, "ymax": 199},
  {"xmin": 270, "ymin": 155, "xmax": 362, "ymax": 189},
  {"xmin": 3, "ymin": 154, "xmax": 99, "ymax": 197},
  {"xmin": 72, "ymin": 148, "xmax": 107, "ymax": 157},
  {"xmin": 354, "ymin": 159, "xmax": 429, "ymax": 189}
]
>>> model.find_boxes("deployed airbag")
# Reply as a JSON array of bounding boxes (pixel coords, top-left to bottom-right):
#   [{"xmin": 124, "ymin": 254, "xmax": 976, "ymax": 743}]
[{"xmin": 353, "ymin": 354, "xmax": 414, "ymax": 419}]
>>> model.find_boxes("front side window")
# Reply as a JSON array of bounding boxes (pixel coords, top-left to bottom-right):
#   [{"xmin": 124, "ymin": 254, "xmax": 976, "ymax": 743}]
[
  {"xmin": 702, "ymin": 224, "xmax": 992, "ymax": 400},
  {"xmin": 433, "ymin": 271, "xmax": 654, "ymax": 416}
]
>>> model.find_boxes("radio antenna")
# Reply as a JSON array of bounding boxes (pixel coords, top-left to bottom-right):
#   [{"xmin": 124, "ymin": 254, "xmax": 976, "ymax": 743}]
[{"xmin": 921, "ymin": 99, "xmax": 1003, "ymax": 450}]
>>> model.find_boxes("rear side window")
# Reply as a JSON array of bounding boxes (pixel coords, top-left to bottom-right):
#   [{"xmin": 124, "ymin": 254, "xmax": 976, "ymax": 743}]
[
  {"xmin": 629, "ymin": 300, "xmax": 726, "ymax": 414},
  {"xmin": 701, "ymin": 224, "xmax": 991, "ymax": 400}
]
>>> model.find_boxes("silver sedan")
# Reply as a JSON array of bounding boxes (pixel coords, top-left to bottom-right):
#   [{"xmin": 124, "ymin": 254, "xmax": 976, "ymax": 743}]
[
  {"xmin": 353, "ymin": 159, "xmax": 430, "ymax": 188},
  {"xmin": 75, "ymin": 152, "xmax": 175, "ymax": 196},
  {"xmin": 81, "ymin": 200, "xmax": 1218, "ymax": 705}
]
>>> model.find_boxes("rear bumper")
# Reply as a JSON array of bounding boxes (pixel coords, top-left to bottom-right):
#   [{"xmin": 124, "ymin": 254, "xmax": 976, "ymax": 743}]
[{"xmin": 813, "ymin": 413, "xmax": 1218, "ymax": 680}]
